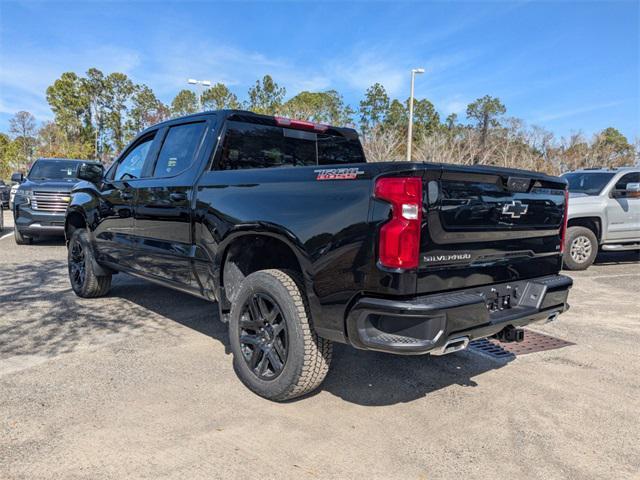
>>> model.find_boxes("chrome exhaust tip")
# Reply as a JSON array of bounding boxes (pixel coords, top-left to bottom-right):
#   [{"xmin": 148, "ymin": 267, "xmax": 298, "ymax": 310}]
[
  {"xmin": 546, "ymin": 311, "xmax": 560, "ymax": 323},
  {"xmin": 432, "ymin": 336, "xmax": 470, "ymax": 356}
]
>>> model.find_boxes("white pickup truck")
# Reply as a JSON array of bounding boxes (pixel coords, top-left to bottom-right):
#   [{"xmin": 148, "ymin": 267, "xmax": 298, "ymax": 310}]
[{"xmin": 562, "ymin": 167, "xmax": 640, "ymax": 270}]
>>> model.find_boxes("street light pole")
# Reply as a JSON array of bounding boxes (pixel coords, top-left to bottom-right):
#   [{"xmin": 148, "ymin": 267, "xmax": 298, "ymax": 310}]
[
  {"xmin": 406, "ymin": 68, "xmax": 425, "ymax": 161},
  {"xmin": 187, "ymin": 78, "xmax": 212, "ymax": 111}
]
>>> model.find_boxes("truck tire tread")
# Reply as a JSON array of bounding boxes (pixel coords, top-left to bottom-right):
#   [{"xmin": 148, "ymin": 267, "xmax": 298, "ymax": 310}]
[{"xmin": 229, "ymin": 269, "xmax": 332, "ymax": 401}]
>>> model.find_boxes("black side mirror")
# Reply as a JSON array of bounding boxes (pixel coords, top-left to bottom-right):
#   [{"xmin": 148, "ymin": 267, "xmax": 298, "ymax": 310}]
[
  {"xmin": 11, "ymin": 172, "xmax": 23, "ymax": 184},
  {"xmin": 77, "ymin": 163, "xmax": 104, "ymax": 184}
]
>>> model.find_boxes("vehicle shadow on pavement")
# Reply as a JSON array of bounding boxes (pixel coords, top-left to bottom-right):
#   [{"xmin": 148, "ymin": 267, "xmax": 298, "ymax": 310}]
[
  {"xmin": 0, "ymin": 260, "xmax": 180, "ymax": 362},
  {"xmin": 30, "ymin": 237, "xmax": 67, "ymax": 246},
  {"xmin": 112, "ymin": 279, "xmax": 510, "ymax": 406},
  {"xmin": 108, "ymin": 277, "xmax": 229, "ymax": 350},
  {"xmin": 318, "ymin": 345, "xmax": 507, "ymax": 406},
  {"xmin": 0, "ymin": 259, "xmax": 508, "ymax": 406},
  {"xmin": 593, "ymin": 250, "xmax": 640, "ymax": 266}
]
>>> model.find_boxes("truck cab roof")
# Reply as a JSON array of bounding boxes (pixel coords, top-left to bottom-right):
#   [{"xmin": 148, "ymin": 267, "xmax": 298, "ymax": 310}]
[
  {"xmin": 139, "ymin": 109, "xmax": 360, "ymax": 140},
  {"xmin": 569, "ymin": 166, "xmax": 640, "ymax": 174}
]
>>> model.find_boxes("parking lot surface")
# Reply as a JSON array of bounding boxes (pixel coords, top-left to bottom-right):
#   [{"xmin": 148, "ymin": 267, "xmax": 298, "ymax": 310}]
[{"xmin": 1, "ymin": 210, "xmax": 639, "ymax": 479}]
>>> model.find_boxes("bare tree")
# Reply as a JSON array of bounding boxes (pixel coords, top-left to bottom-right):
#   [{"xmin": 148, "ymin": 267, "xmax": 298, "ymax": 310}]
[
  {"xmin": 413, "ymin": 128, "xmax": 498, "ymax": 166},
  {"xmin": 9, "ymin": 111, "xmax": 37, "ymax": 167},
  {"xmin": 362, "ymin": 127, "xmax": 403, "ymax": 162}
]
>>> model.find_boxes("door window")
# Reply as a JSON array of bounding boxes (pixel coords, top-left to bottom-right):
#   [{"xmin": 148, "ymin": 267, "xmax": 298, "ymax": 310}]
[
  {"xmin": 614, "ymin": 172, "xmax": 640, "ymax": 191},
  {"xmin": 114, "ymin": 136, "xmax": 154, "ymax": 180},
  {"xmin": 153, "ymin": 122, "xmax": 205, "ymax": 177}
]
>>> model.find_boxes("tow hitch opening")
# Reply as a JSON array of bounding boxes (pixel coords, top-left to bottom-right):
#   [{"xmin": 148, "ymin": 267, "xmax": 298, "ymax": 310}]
[{"xmin": 493, "ymin": 325, "xmax": 525, "ymax": 343}]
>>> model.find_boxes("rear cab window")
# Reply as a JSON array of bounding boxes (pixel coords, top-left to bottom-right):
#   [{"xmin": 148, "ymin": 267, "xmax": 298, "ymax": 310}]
[{"xmin": 216, "ymin": 120, "xmax": 364, "ymax": 170}]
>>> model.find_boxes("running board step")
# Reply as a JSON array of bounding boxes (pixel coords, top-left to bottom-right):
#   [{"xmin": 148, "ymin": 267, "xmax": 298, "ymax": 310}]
[{"xmin": 601, "ymin": 243, "xmax": 640, "ymax": 251}]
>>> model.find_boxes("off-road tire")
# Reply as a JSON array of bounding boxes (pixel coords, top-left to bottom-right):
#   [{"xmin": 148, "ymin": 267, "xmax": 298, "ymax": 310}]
[
  {"xmin": 14, "ymin": 227, "xmax": 32, "ymax": 245},
  {"xmin": 229, "ymin": 269, "xmax": 333, "ymax": 401},
  {"xmin": 68, "ymin": 228, "xmax": 112, "ymax": 298},
  {"xmin": 563, "ymin": 226, "xmax": 598, "ymax": 270}
]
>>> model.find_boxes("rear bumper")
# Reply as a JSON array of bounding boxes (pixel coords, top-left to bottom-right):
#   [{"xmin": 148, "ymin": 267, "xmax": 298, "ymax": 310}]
[
  {"xmin": 346, "ymin": 274, "xmax": 572, "ymax": 355},
  {"xmin": 14, "ymin": 206, "xmax": 65, "ymax": 236}
]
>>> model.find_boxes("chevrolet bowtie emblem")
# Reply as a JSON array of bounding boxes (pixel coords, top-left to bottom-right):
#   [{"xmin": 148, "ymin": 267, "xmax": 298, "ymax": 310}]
[{"xmin": 502, "ymin": 200, "xmax": 529, "ymax": 218}]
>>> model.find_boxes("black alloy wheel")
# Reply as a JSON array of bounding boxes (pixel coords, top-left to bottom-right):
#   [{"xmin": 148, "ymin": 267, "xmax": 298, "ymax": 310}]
[
  {"xmin": 69, "ymin": 237, "xmax": 87, "ymax": 289},
  {"xmin": 67, "ymin": 228, "xmax": 112, "ymax": 298},
  {"xmin": 238, "ymin": 293, "xmax": 288, "ymax": 380}
]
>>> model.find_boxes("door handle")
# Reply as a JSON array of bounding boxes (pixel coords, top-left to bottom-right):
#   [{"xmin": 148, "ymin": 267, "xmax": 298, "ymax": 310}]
[{"xmin": 169, "ymin": 192, "xmax": 187, "ymax": 202}]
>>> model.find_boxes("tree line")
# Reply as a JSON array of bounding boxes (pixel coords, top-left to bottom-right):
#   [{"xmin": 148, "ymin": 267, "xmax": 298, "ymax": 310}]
[{"xmin": 1, "ymin": 67, "xmax": 637, "ymax": 180}]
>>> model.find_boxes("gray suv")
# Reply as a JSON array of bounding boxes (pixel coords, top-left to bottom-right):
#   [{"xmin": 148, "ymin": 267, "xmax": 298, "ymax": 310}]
[{"xmin": 562, "ymin": 167, "xmax": 640, "ymax": 270}]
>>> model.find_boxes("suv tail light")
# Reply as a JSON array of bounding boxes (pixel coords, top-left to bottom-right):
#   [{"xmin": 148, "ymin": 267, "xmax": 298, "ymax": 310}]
[
  {"xmin": 374, "ymin": 177, "xmax": 422, "ymax": 269},
  {"xmin": 560, "ymin": 189, "xmax": 569, "ymax": 253}
]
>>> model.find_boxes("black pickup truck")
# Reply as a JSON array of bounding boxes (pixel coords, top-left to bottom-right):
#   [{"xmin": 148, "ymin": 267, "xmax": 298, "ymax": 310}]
[{"xmin": 65, "ymin": 110, "xmax": 572, "ymax": 401}]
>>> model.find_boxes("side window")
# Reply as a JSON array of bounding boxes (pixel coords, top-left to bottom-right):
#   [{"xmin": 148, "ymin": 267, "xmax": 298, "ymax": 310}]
[
  {"xmin": 114, "ymin": 136, "xmax": 154, "ymax": 180},
  {"xmin": 153, "ymin": 122, "xmax": 205, "ymax": 177},
  {"xmin": 614, "ymin": 172, "xmax": 640, "ymax": 190}
]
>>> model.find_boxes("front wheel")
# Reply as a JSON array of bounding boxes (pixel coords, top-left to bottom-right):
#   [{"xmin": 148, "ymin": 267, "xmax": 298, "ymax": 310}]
[
  {"xmin": 228, "ymin": 269, "xmax": 333, "ymax": 401},
  {"xmin": 563, "ymin": 226, "xmax": 598, "ymax": 270},
  {"xmin": 68, "ymin": 228, "xmax": 112, "ymax": 297}
]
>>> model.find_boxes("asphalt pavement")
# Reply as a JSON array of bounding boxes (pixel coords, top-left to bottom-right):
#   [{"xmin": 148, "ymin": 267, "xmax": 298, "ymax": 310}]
[{"xmin": 1, "ymin": 210, "xmax": 639, "ymax": 479}]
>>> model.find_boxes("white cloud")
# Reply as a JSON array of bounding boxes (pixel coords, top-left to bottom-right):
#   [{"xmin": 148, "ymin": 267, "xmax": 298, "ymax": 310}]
[
  {"xmin": 330, "ymin": 52, "xmax": 406, "ymax": 95},
  {"xmin": 533, "ymin": 101, "xmax": 624, "ymax": 123},
  {"xmin": 442, "ymin": 99, "xmax": 468, "ymax": 115}
]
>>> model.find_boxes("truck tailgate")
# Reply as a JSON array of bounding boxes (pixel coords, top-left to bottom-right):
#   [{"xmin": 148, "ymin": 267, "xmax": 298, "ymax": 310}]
[{"xmin": 418, "ymin": 165, "xmax": 567, "ymax": 294}]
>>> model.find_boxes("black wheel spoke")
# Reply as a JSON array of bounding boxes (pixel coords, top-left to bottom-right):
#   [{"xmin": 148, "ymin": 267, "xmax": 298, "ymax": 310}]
[
  {"xmin": 266, "ymin": 349, "xmax": 283, "ymax": 373},
  {"xmin": 239, "ymin": 313, "xmax": 260, "ymax": 330},
  {"xmin": 69, "ymin": 238, "xmax": 86, "ymax": 288},
  {"xmin": 257, "ymin": 354, "xmax": 270, "ymax": 375},
  {"xmin": 249, "ymin": 346, "xmax": 262, "ymax": 369},
  {"xmin": 273, "ymin": 337, "xmax": 286, "ymax": 362},
  {"xmin": 240, "ymin": 334, "xmax": 260, "ymax": 345},
  {"xmin": 266, "ymin": 307, "xmax": 280, "ymax": 324},
  {"xmin": 248, "ymin": 296, "xmax": 263, "ymax": 324},
  {"xmin": 256, "ymin": 296, "xmax": 270, "ymax": 319},
  {"xmin": 238, "ymin": 292, "xmax": 288, "ymax": 381},
  {"xmin": 271, "ymin": 320, "xmax": 285, "ymax": 336}
]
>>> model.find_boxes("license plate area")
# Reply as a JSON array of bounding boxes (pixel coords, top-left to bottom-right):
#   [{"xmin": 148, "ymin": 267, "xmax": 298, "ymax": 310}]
[
  {"xmin": 486, "ymin": 290, "xmax": 514, "ymax": 312},
  {"xmin": 474, "ymin": 281, "xmax": 531, "ymax": 313}
]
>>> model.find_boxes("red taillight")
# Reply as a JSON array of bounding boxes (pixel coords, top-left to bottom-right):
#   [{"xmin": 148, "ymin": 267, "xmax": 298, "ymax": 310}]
[
  {"xmin": 560, "ymin": 189, "xmax": 569, "ymax": 253},
  {"xmin": 275, "ymin": 116, "xmax": 329, "ymax": 132},
  {"xmin": 374, "ymin": 177, "xmax": 423, "ymax": 269}
]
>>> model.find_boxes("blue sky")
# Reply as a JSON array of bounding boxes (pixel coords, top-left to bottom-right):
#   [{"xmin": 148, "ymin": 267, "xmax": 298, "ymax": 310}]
[{"xmin": 0, "ymin": 0, "xmax": 638, "ymax": 140}]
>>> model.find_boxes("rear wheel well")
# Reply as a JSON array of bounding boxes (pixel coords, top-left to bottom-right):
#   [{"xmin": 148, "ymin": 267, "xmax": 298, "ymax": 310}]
[
  {"xmin": 567, "ymin": 217, "xmax": 601, "ymax": 243},
  {"xmin": 65, "ymin": 212, "xmax": 87, "ymax": 244},
  {"xmin": 221, "ymin": 235, "xmax": 303, "ymax": 310}
]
